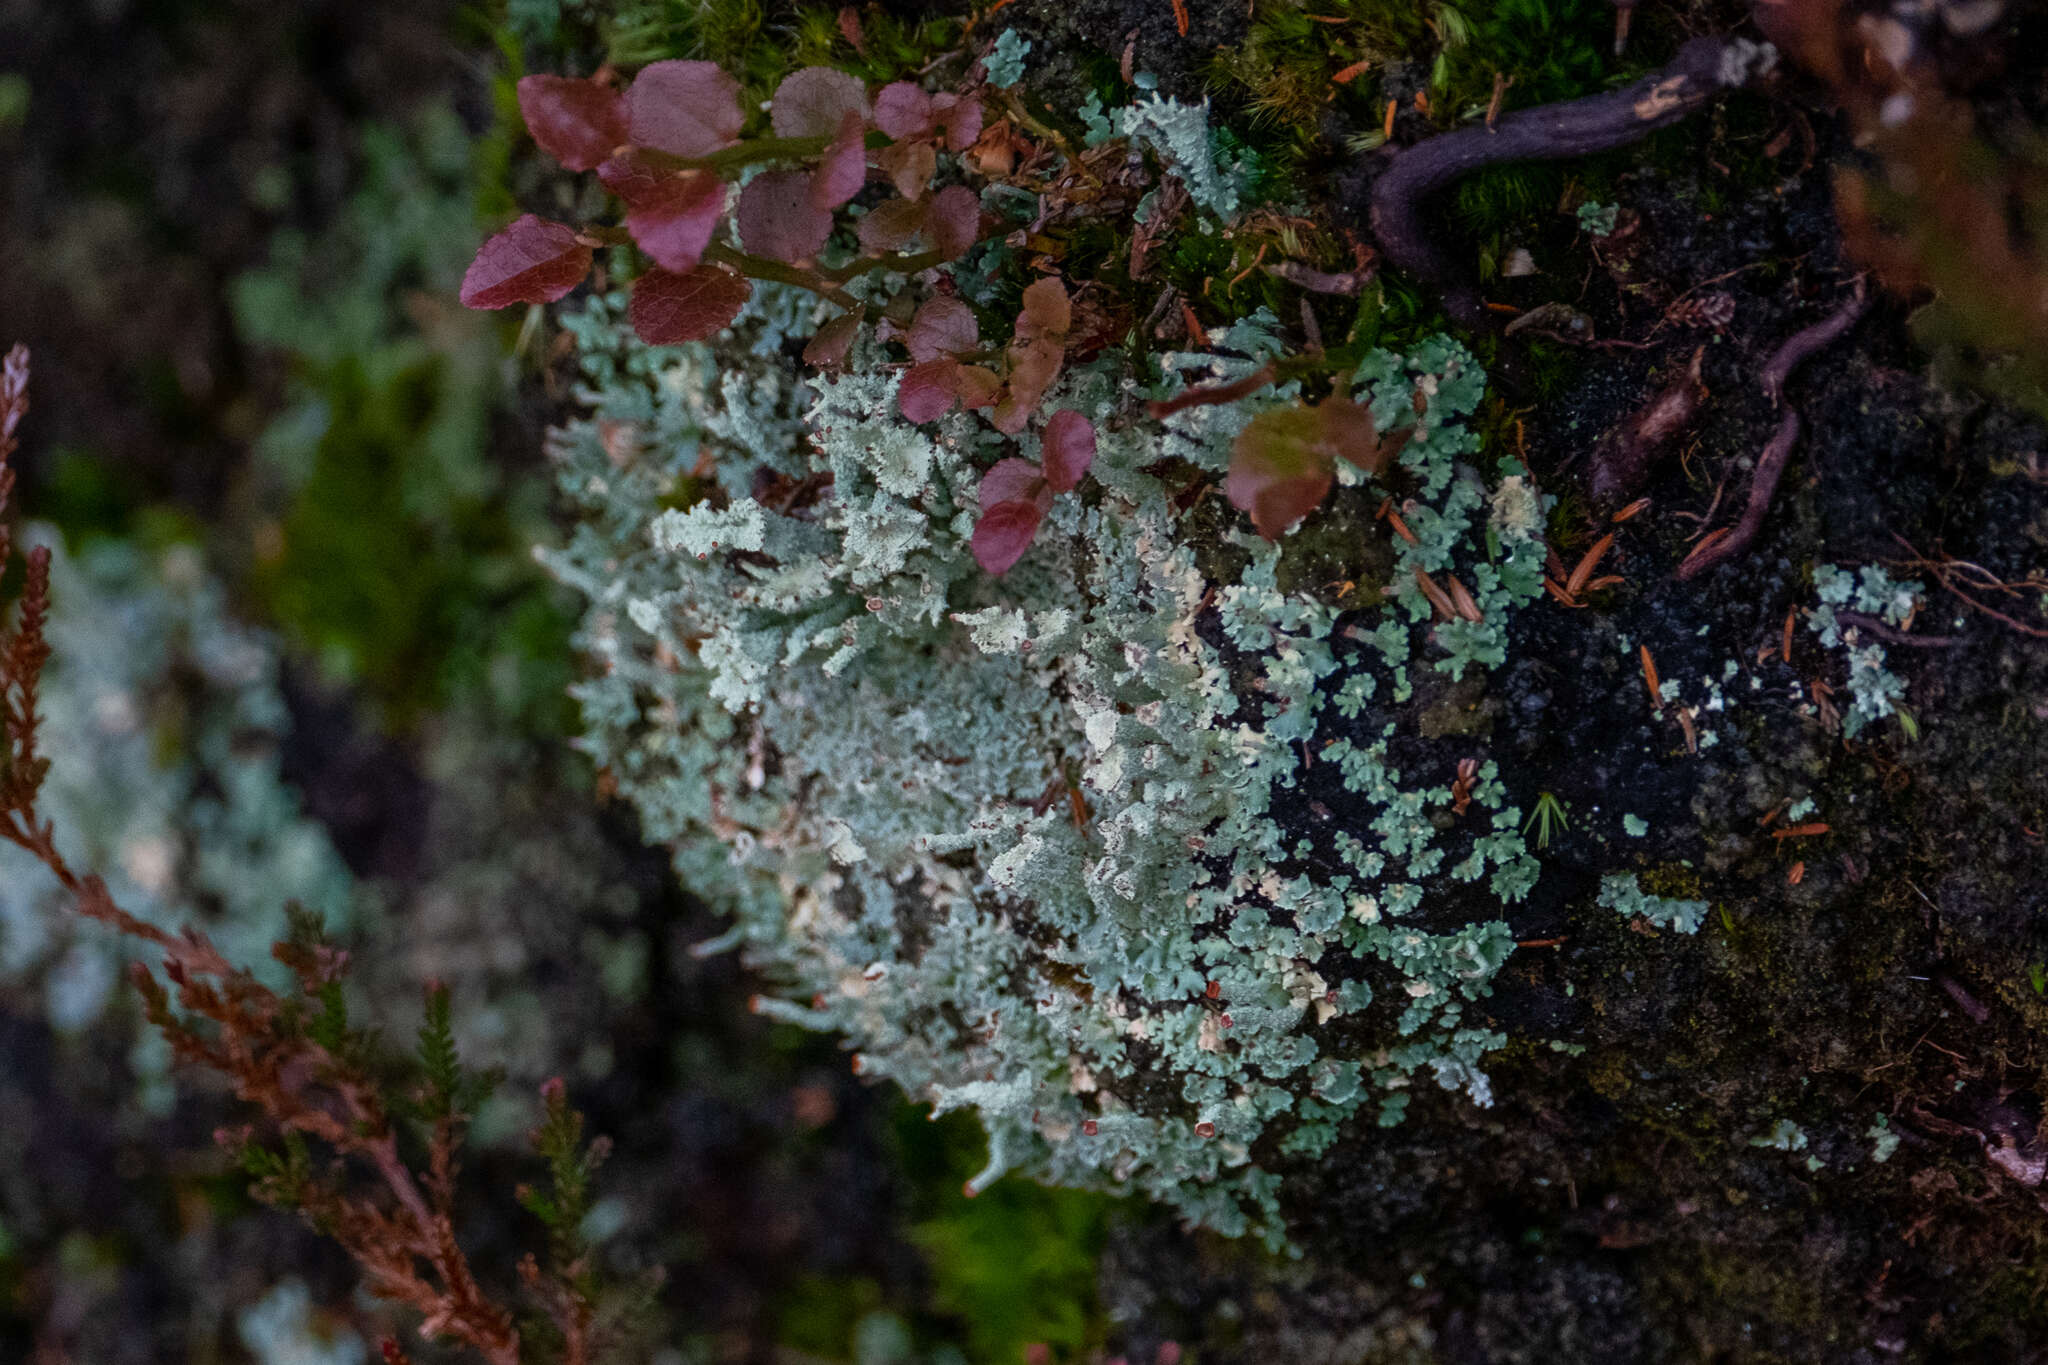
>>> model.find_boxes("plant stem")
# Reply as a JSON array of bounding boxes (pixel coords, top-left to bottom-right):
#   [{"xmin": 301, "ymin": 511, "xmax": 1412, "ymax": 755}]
[{"xmin": 702, "ymin": 243, "xmax": 860, "ymax": 309}]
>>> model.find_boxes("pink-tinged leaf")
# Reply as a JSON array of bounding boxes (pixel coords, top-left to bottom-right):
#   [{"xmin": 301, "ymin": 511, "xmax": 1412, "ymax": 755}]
[
  {"xmin": 518, "ymin": 74, "xmax": 628, "ymax": 171},
  {"xmin": 955, "ymin": 364, "xmax": 1002, "ymax": 409},
  {"xmin": 737, "ymin": 169, "xmax": 835, "ymax": 263},
  {"xmin": 811, "ymin": 111, "xmax": 868, "ymax": 210},
  {"xmin": 856, "ymin": 196, "xmax": 926, "ymax": 254},
  {"xmin": 460, "ymin": 215, "xmax": 592, "ymax": 309},
  {"xmin": 628, "ymin": 265, "xmax": 752, "ymax": 345},
  {"xmin": 1017, "ymin": 276, "xmax": 1071, "ymax": 340},
  {"xmin": 906, "ymin": 296, "xmax": 978, "ymax": 362},
  {"xmin": 1225, "ymin": 403, "xmax": 1339, "ymax": 539},
  {"xmin": 874, "ymin": 81, "xmax": 933, "ymax": 140},
  {"xmin": 972, "ymin": 499, "xmax": 1045, "ymax": 575},
  {"xmin": 596, "ymin": 148, "xmax": 672, "ymax": 206},
  {"xmin": 803, "ymin": 306, "xmax": 865, "ymax": 368},
  {"xmin": 930, "ymin": 93, "xmax": 985, "ymax": 153},
  {"xmin": 627, "ymin": 60, "xmax": 744, "ymax": 157},
  {"xmin": 770, "ymin": 66, "xmax": 870, "ymax": 137},
  {"xmin": 1041, "ymin": 410, "xmax": 1096, "ymax": 492},
  {"xmin": 898, "ymin": 359, "xmax": 962, "ymax": 423},
  {"xmin": 927, "ymin": 185, "xmax": 981, "ymax": 259},
  {"xmin": 979, "ymin": 457, "xmax": 1050, "ymax": 510},
  {"xmin": 992, "ymin": 336, "xmax": 1064, "ymax": 434},
  {"xmin": 625, "ymin": 169, "xmax": 726, "ymax": 272},
  {"xmin": 876, "ymin": 140, "xmax": 937, "ymax": 200}
]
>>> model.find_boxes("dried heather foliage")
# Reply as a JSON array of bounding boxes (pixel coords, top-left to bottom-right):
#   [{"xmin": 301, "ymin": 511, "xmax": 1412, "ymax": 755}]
[{"xmin": 0, "ymin": 343, "xmax": 610, "ymax": 1365}]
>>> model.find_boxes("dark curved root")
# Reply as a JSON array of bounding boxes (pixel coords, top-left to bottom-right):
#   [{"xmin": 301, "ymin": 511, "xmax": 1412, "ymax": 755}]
[
  {"xmin": 1678, "ymin": 280, "xmax": 1867, "ymax": 580},
  {"xmin": 1368, "ymin": 36, "xmax": 1775, "ymax": 324}
]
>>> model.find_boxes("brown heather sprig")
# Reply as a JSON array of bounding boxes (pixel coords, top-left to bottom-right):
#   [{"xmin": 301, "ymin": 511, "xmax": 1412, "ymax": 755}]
[{"xmin": 0, "ymin": 343, "xmax": 609, "ymax": 1365}]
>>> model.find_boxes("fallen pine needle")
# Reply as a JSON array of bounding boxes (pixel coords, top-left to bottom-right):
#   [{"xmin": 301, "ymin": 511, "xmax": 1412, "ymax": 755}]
[
  {"xmin": 1612, "ymin": 497, "xmax": 1651, "ymax": 523},
  {"xmin": 1771, "ymin": 822, "xmax": 1831, "ymax": 839},
  {"xmin": 1640, "ymin": 645, "xmax": 1662, "ymax": 709},
  {"xmin": 1566, "ymin": 532, "xmax": 1616, "ymax": 598}
]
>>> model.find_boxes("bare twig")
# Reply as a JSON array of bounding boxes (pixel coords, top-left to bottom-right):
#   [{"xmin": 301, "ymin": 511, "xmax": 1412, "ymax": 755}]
[
  {"xmin": 1834, "ymin": 611, "xmax": 1961, "ymax": 648},
  {"xmin": 1678, "ymin": 281, "xmax": 1867, "ymax": 579},
  {"xmin": 1368, "ymin": 37, "xmax": 1776, "ymax": 323}
]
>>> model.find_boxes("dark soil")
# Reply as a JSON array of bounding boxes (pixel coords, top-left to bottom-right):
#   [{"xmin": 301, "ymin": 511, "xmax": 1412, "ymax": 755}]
[{"xmin": 1085, "ymin": 35, "xmax": 2048, "ymax": 1365}]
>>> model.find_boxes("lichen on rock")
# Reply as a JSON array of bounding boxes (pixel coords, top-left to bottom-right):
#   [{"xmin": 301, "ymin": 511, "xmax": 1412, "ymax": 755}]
[{"xmin": 544, "ymin": 275, "xmax": 1558, "ymax": 1244}]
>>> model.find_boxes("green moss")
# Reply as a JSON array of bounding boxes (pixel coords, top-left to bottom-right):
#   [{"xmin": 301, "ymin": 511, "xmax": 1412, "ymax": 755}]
[
  {"xmin": 895, "ymin": 1108, "xmax": 1112, "ymax": 1363},
  {"xmin": 232, "ymin": 108, "xmax": 577, "ymax": 734},
  {"xmin": 776, "ymin": 1273, "xmax": 888, "ymax": 1359},
  {"xmin": 605, "ymin": 0, "xmax": 961, "ymax": 95}
]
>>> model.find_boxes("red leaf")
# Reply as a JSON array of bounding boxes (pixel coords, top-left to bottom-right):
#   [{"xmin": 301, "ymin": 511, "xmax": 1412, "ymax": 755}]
[
  {"xmin": 811, "ymin": 111, "xmax": 868, "ymax": 210},
  {"xmin": 770, "ymin": 66, "xmax": 870, "ymax": 138},
  {"xmin": 979, "ymin": 457, "xmax": 1050, "ymax": 510},
  {"xmin": 1225, "ymin": 403, "xmax": 1342, "ymax": 539},
  {"xmin": 460, "ymin": 215, "xmax": 592, "ymax": 309},
  {"xmin": 803, "ymin": 306, "xmax": 864, "ymax": 368},
  {"xmin": 928, "ymin": 185, "xmax": 981, "ymax": 260},
  {"xmin": 906, "ymin": 296, "xmax": 978, "ymax": 361},
  {"xmin": 628, "ymin": 60, "xmax": 744, "ymax": 157},
  {"xmin": 931, "ymin": 93, "xmax": 984, "ymax": 153},
  {"xmin": 1017, "ymin": 277, "xmax": 1071, "ymax": 340},
  {"xmin": 972, "ymin": 499, "xmax": 1045, "ymax": 575},
  {"xmin": 876, "ymin": 140, "xmax": 937, "ymax": 200},
  {"xmin": 874, "ymin": 82, "xmax": 934, "ymax": 140},
  {"xmin": 856, "ymin": 196, "xmax": 926, "ymax": 254},
  {"xmin": 518, "ymin": 74, "xmax": 628, "ymax": 171},
  {"xmin": 624, "ymin": 169, "xmax": 726, "ymax": 272},
  {"xmin": 1317, "ymin": 393, "xmax": 1399, "ymax": 474},
  {"xmin": 1041, "ymin": 410, "xmax": 1096, "ymax": 492},
  {"xmin": 629, "ymin": 266, "xmax": 752, "ymax": 345},
  {"xmin": 899, "ymin": 359, "xmax": 962, "ymax": 423},
  {"xmin": 596, "ymin": 148, "xmax": 672, "ymax": 206},
  {"xmin": 737, "ymin": 170, "xmax": 835, "ymax": 264}
]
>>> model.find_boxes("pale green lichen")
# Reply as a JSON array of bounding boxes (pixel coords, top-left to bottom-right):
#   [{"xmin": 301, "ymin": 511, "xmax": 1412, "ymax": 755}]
[
  {"xmin": 540, "ymin": 282, "xmax": 1566, "ymax": 1245},
  {"xmin": 1119, "ymin": 96, "xmax": 1245, "ymax": 219},
  {"xmin": 984, "ymin": 29, "xmax": 1032, "ymax": 88},
  {"xmin": 1809, "ymin": 563, "xmax": 1924, "ymax": 737},
  {"xmin": 1599, "ymin": 872, "xmax": 1707, "ymax": 934},
  {"xmin": 1576, "ymin": 201, "xmax": 1619, "ymax": 236},
  {"xmin": 1748, "ymin": 1118, "xmax": 1809, "ymax": 1151}
]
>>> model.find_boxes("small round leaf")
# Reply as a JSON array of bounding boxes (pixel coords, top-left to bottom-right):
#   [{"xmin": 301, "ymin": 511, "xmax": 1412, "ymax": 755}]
[
  {"xmin": 737, "ymin": 169, "xmax": 835, "ymax": 264},
  {"xmin": 1041, "ymin": 410, "xmax": 1097, "ymax": 492},
  {"xmin": 518, "ymin": 75, "xmax": 628, "ymax": 171},
  {"xmin": 771, "ymin": 66, "xmax": 870, "ymax": 138},
  {"xmin": 628, "ymin": 60, "xmax": 744, "ymax": 157},
  {"xmin": 972, "ymin": 499, "xmax": 1046, "ymax": 575},
  {"xmin": 459, "ymin": 215, "xmax": 592, "ymax": 310},
  {"xmin": 629, "ymin": 266, "xmax": 752, "ymax": 345}
]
